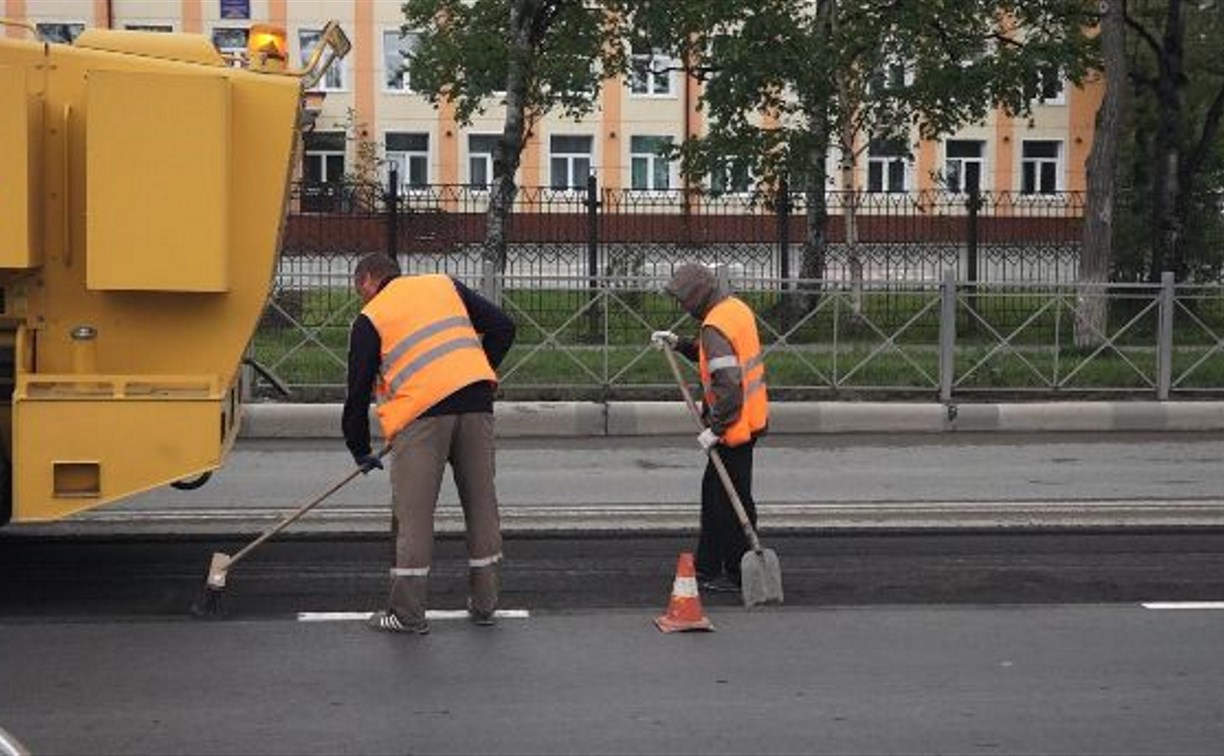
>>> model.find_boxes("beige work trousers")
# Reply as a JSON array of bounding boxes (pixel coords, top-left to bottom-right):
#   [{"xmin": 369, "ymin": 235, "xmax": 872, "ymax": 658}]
[{"xmin": 386, "ymin": 412, "xmax": 501, "ymax": 622}]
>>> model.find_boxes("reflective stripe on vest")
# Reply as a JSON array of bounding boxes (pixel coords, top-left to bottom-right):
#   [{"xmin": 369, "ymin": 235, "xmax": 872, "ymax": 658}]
[
  {"xmin": 361, "ymin": 275, "xmax": 497, "ymax": 440},
  {"xmin": 698, "ymin": 296, "xmax": 769, "ymax": 447}
]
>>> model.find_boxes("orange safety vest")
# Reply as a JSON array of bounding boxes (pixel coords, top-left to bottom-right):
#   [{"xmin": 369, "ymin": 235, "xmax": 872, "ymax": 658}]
[
  {"xmin": 699, "ymin": 296, "xmax": 768, "ymax": 447},
  {"xmin": 361, "ymin": 274, "xmax": 497, "ymax": 440}
]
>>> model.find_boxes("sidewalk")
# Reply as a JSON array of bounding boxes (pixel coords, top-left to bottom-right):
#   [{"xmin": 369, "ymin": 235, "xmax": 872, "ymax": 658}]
[{"xmin": 240, "ymin": 400, "xmax": 1224, "ymax": 439}]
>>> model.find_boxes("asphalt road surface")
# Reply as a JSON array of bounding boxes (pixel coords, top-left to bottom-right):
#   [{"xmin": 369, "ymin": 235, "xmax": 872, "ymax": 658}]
[{"xmin": 4, "ymin": 430, "xmax": 1224, "ymax": 754}]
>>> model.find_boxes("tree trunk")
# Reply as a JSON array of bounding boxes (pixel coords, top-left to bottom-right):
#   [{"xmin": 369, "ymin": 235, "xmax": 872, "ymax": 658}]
[
  {"xmin": 1148, "ymin": 0, "xmax": 1185, "ymax": 282},
  {"xmin": 800, "ymin": 116, "xmax": 831, "ymax": 311},
  {"xmin": 1077, "ymin": 0, "xmax": 1126, "ymax": 348},
  {"xmin": 484, "ymin": 0, "xmax": 537, "ymax": 283},
  {"xmin": 799, "ymin": 0, "xmax": 836, "ymax": 312}
]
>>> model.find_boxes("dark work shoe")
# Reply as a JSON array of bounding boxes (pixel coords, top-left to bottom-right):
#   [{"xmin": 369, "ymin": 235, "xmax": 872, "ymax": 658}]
[
  {"xmin": 467, "ymin": 599, "xmax": 496, "ymax": 626},
  {"xmin": 367, "ymin": 609, "xmax": 430, "ymax": 635},
  {"xmin": 699, "ymin": 575, "xmax": 741, "ymax": 594}
]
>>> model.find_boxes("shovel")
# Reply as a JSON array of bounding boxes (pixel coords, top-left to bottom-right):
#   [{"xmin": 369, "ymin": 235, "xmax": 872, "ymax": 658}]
[{"xmin": 661, "ymin": 344, "xmax": 783, "ymax": 607}]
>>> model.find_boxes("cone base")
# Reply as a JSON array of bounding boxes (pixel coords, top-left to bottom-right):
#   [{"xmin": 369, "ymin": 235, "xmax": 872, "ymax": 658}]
[{"xmin": 654, "ymin": 614, "xmax": 714, "ymax": 633}]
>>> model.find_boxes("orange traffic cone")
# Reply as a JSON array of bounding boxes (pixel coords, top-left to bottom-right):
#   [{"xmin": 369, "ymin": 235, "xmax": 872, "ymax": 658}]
[{"xmin": 654, "ymin": 552, "xmax": 714, "ymax": 633}]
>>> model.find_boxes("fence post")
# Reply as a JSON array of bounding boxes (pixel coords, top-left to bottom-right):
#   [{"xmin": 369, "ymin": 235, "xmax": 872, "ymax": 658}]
[
  {"xmin": 939, "ymin": 269, "xmax": 957, "ymax": 403},
  {"xmin": 777, "ymin": 176, "xmax": 790, "ymax": 286},
  {"xmin": 584, "ymin": 173, "xmax": 601, "ymax": 342},
  {"xmin": 481, "ymin": 256, "xmax": 501, "ymax": 306},
  {"xmin": 965, "ymin": 187, "xmax": 981, "ymax": 318},
  {"xmin": 1157, "ymin": 270, "xmax": 1174, "ymax": 400},
  {"xmin": 386, "ymin": 164, "xmax": 399, "ymax": 261},
  {"xmin": 585, "ymin": 173, "xmax": 600, "ymax": 281}
]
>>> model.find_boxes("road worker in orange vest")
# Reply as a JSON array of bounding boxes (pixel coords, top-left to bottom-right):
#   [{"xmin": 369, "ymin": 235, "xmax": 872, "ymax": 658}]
[
  {"xmin": 652, "ymin": 262, "xmax": 769, "ymax": 594},
  {"xmin": 343, "ymin": 253, "xmax": 516, "ymax": 634}
]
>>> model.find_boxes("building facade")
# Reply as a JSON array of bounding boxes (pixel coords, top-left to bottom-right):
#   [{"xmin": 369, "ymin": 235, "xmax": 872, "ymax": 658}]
[{"xmin": 6, "ymin": 0, "xmax": 1102, "ymax": 197}]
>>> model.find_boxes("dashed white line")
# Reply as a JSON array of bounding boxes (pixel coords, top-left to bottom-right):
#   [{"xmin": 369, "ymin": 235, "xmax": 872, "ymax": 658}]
[
  {"xmin": 298, "ymin": 609, "xmax": 530, "ymax": 622},
  {"xmin": 1141, "ymin": 602, "xmax": 1224, "ymax": 610}
]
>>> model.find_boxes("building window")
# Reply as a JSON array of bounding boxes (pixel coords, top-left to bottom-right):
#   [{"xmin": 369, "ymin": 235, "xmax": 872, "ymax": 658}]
[
  {"xmin": 301, "ymin": 132, "xmax": 346, "ymax": 211},
  {"xmin": 549, "ymin": 135, "xmax": 593, "ymax": 191},
  {"xmin": 303, "ymin": 132, "xmax": 346, "ymax": 183},
  {"xmin": 1021, "ymin": 140, "xmax": 1061, "ymax": 195},
  {"xmin": 1036, "ymin": 68, "xmax": 1065, "ymax": 105},
  {"xmin": 384, "ymin": 30, "xmax": 422, "ymax": 92},
  {"xmin": 37, "ymin": 23, "xmax": 85, "ymax": 44},
  {"xmin": 212, "ymin": 27, "xmax": 248, "ymax": 66},
  {"xmin": 300, "ymin": 28, "xmax": 345, "ymax": 91},
  {"xmin": 386, "ymin": 132, "xmax": 429, "ymax": 189},
  {"xmin": 710, "ymin": 157, "xmax": 754, "ymax": 195},
  {"xmin": 630, "ymin": 136, "xmax": 673, "ymax": 191},
  {"xmin": 944, "ymin": 140, "xmax": 985, "ymax": 194},
  {"xmin": 867, "ymin": 138, "xmax": 908, "ymax": 193},
  {"xmin": 629, "ymin": 47, "xmax": 672, "ymax": 96},
  {"xmin": 869, "ymin": 60, "xmax": 908, "ymax": 94},
  {"xmin": 125, "ymin": 24, "xmax": 172, "ymax": 32},
  {"xmin": 468, "ymin": 134, "xmax": 500, "ymax": 189}
]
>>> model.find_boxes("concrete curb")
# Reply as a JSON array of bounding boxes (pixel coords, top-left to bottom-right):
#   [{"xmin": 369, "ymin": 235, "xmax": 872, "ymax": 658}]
[{"xmin": 239, "ymin": 400, "xmax": 1224, "ymax": 439}]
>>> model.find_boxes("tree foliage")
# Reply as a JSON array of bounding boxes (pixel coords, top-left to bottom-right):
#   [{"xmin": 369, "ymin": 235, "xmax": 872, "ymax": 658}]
[
  {"xmin": 1114, "ymin": 0, "xmax": 1224, "ymax": 282},
  {"xmin": 403, "ymin": 0, "xmax": 627, "ymax": 126},
  {"xmin": 401, "ymin": 0, "xmax": 629, "ymax": 271},
  {"xmin": 615, "ymin": 0, "xmax": 1098, "ymax": 189}
]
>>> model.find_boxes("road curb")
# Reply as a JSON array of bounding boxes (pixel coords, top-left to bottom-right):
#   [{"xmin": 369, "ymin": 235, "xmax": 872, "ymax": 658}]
[
  {"xmin": 239, "ymin": 400, "xmax": 1224, "ymax": 439},
  {"xmin": 11, "ymin": 499, "xmax": 1224, "ymax": 538}
]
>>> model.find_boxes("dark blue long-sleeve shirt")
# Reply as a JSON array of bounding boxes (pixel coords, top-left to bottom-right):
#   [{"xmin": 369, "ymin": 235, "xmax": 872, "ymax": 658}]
[{"xmin": 342, "ymin": 277, "xmax": 516, "ymax": 459}]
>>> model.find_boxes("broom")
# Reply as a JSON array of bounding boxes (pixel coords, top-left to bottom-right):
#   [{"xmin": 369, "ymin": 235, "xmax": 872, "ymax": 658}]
[{"xmin": 191, "ymin": 446, "xmax": 390, "ymax": 617}]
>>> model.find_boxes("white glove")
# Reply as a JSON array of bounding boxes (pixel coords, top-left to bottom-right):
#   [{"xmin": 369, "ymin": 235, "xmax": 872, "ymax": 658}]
[
  {"xmin": 697, "ymin": 428, "xmax": 720, "ymax": 450},
  {"xmin": 650, "ymin": 330, "xmax": 679, "ymax": 350}
]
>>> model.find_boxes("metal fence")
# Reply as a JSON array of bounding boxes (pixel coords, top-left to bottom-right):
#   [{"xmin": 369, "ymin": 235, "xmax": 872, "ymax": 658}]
[
  {"xmin": 253, "ymin": 270, "xmax": 1224, "ymax": 402},
  {"xmin": 279, "ymin": 180, "xmax": 1085, "ymax": 284}
]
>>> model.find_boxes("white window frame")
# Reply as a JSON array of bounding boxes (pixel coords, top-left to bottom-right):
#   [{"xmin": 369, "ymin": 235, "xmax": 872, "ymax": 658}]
[
  {"xmin": 629, "ymin": 47, "xmax": 674, "ymax": 97},
  {"xmin": 302, "ymin": 132, "xmax": 347, "ymax": 183},
  {"xmin": 709, "ymin": 157, "xmax": 755, "ymax": 196},
  {"xmin": 944, "ymin": 139, "xmax": 986, "ymax": 195},
  {"xmin": 629, "ymin": 135, "xmax": 675, "ymax": 192},
  {"xmin": 299, "ymin": 28, "xmax": 347, "ymax": 92},
  {"xmin": 1036, "ymin": 68, "xmax": 1066, "ymax": 106},
  {"xmin": 383, "ymin": 28, "xmax": 422, "ymax": 93},
  {"xmin": 866, "ymin": 140, "xmax": 909, "ymax": 194},
  {"xmin": 1020, "ymin": 140, "xmax": 1063, "ymax": 195},
  {"xmin": 549, "ymin": 135, "xmax": 594, "ymax": 193},
  {"xmin": 36, "ymin": 21, "xmax": 86, "ymax": 44},
  {"xmin": 385, "ymin": 132, "xmax": 430, "ymax": 191},
  {"xmin": 211, "ymin": 26, "xmax": 249, "ymax": 67},
  {"xmin": 467, "ymin": 134, "xmax": 500, "ymax": 190}
]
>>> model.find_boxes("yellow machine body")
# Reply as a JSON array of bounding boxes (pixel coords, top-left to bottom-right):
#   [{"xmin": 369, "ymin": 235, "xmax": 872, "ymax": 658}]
[{"xmin": 0, "ymin": 27, "xmax": 308, "ymax": 522}]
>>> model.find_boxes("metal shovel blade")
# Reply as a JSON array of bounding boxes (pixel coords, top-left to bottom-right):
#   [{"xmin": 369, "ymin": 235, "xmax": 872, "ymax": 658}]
[{"xmin": 740, "ymin": 548, "xmax": 784, "ymax": 607}]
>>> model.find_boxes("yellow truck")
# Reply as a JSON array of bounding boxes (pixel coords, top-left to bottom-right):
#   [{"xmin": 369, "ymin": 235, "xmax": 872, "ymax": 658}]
[{"xmin": 0, "ymin": 21, "xmax": 348, "ymax": 524}]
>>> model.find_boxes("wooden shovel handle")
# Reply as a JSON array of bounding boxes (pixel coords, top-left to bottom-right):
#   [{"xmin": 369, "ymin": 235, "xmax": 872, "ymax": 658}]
[{"xmin": 661, "ymin": 345, "xmax": 762, "ymax": 552}]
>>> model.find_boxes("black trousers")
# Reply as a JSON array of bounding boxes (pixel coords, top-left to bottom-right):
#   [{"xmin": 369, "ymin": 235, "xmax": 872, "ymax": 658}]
[{"xmin": 695, "ymin": 439, "xmax": 757, "ymax": 581}]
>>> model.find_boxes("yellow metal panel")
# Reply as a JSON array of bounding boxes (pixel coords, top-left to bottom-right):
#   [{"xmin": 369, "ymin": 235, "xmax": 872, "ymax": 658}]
[
  {"xmin": 0, "ymin": 64, "xmax": 40, "ymax": 268},
  {"xmin": 86, "ymin": 69, "xmax": 230, "ymax": 292},
  {"xmin": 12, "ymin": 394, "xmax": 222, "ymax": 522}
]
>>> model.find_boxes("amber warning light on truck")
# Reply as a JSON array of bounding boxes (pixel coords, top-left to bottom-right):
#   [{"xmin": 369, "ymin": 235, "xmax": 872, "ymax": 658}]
[{"xmin": 247, "ymin": 24, "xmax": 287, "ymax": 72}]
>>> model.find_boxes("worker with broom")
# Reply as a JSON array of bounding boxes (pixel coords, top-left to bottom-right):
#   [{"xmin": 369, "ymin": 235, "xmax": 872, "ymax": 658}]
[
  {"xmin": 651, "ymin": 262, "xmax": 769, "ymax": 595},
  {"xmin": 344, "ymin": 253, "xmax": 516, "ymax": 634}
]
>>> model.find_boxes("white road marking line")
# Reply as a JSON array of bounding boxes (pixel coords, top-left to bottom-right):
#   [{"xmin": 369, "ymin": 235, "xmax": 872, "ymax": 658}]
[
  {"xmin": 1141, "ymin": 602, "xmax": 1224, "ymax": 610},
  {"xmin": 298, "ymin": 609, "xmax": 529, "ymax": 622}
]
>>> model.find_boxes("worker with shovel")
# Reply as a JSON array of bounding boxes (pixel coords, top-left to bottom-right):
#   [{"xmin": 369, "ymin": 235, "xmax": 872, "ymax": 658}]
[
  {"xmin": 344, "ymin": 253, "xmax": 516, "ymax": 634},
  {"xmin": 652, "ymin": 262, "xmax": 771, "ymax": 597}
]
